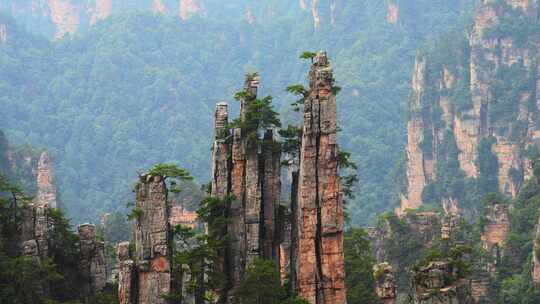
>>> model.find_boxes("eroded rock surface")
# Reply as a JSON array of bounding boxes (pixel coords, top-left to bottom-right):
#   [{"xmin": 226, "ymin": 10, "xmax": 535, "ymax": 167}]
[
  {"xmin": 296, "ymin": 52, "xmax": 346, "ymax": 304},
  {"xmin": 374, "ymin": 263, "xmax": 397, "ymax": 304},
  {"xmin": 413, "ymin": 261, "xmax": 472, "ymax": 304},
  {"xmin": 34, "ymin": 151, "xmax": 58, "ymax": 208},
  {"xmin": 79, "ymin": 224, "xmax": 107, "ymax": 296},
  {"xmin": 480, "ymin": 202, "xmax": 510, "ymax": 273}
]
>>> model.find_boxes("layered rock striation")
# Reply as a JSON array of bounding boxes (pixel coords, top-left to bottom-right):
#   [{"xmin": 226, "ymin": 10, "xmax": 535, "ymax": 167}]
[
  {"xmin": 399, "ymin": 0, "xmax": 540, "ymax": 213},
  {"xmin": 296, "ymin": 52, "xmax": 346, "ymax": 304},
  {"xmin": 79, "ymin": 224, "xmax": 107, "ymax": 296},
  {"xmin": 34, "ymin": 151, "xmax": 58, "ymax": 208},
  {"xmin": 413, "ymin": 261, "xmax": 472, "ymax": 304},
  {"xmin": 209, "ymin": 75, "xmax": 282, "ymax": 300},
  {"xmin": 374, "ymin": 263, "xmax": 397, "ymax": 304}
]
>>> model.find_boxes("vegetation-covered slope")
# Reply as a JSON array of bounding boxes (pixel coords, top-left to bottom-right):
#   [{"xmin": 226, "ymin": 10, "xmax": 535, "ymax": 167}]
[{"xmin": 0, "ymin": 1, "xmax": 476, "ymax": 223}]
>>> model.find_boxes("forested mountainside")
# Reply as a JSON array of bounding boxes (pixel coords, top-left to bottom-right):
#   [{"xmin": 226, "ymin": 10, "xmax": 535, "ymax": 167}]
[
  {"xmin": 399, "ymin": 0, "xmax": 540, "ymax": 217},
  {"xmin": 0, "ymin": 0, "xmax": 476, "ymax": 224}
]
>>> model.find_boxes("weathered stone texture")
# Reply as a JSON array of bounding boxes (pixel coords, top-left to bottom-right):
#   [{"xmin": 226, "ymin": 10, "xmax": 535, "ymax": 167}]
[
  {"xmin": 34, "ymin": 151, "xmax": 58, "ymax": 208},
  {"xmin": 296, "ymin": 52, "xmax": 346, "ymax": 304},
  {"xmin": 413, "ymin": 261, "xmax": 472, "ymax": 304},
  {"xmin": 133, "ymin": 174, "xmax": 171, "ymax": 304},
  {"xmin": 481, "ymin": 203, "xmax": 510, "ymax": 272},
  {"xmin": 209, "ymin": 76, "xmax": 282, "ymax": 300},
  {"xmin": 399, "ymin": 0, "xmax": 540, "ymax": 212},
  {"xmin": 79, "ymin": 223, "xmax": 107, "ymax": 296},
  {"xmin": 374, "ymin": 263, "xmax": 397, "ymax": 304},
  {"xmin": 533, "ymin": 217, "xmax": 540, "ymax": 284},
  {"xmin": 169, "ymin": 205, "xmax": 198, "ymax": 229},
  {"xmin": 117, "ymin": 242, "xmax": 135, "ymax": 304}
]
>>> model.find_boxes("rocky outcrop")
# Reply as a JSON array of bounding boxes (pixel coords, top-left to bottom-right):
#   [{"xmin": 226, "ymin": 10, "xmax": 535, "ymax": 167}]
[
  {"xmin": 117, "ymin": 241, "xmax": 135, "ymax": 304},
  {"xmin": 470, "ymin": 277, "xmax": 490, "ymax": 303},
  {"xmin": 169, "ymin": 205, "xmax": 198, "ymax": 229},
  {"xmin": 374, "ymin": 263, "xmax": 397, "ymax": 304},
  {"xmin": 21, "ymin": 203, "xmax": 51, "ymax": 260},
  {"xmin": 480, "ymin": 203, "xmax": 510, "ymax": 273},
  {"xmin": 47, "ymin": 0, "xmax": 80, "ymax": 39},
  {"xmin": 296, "ymin": 52, "xmax": 346, "ymax": 304},
  {"xmin": 78, "ymin": 224, "xmax": 107, "ymax": 296},
  {"xmin": 399, "ymin": 0, "xmax": 540, "ymax": 212},
  {"xmin": 133, "ymin": 173, "xmax": 171, "ymax": 304},
  {"xmin": 209, "ymin": 75, "xmax": 282, "ymax": 300},
  {"xmin": 532, "ymin": 217, "xmax": 540, "ymax": 284},
  {"xmin": 387, "ymin": 3, "xmax": 399, "ymax": 24},
  {"xmin": 90, "ymin": 0, "xmax": 113, "ymax": 25},
  {"xmin": 413, "ymin": 261, "xmax": 472, "ymax": 304},
  {"xmin": 0, "ymin": 23, "xmax": 7, "ymax": 43},
  {"xmin": 180, "ymin": 0, "xmax": 202, "ymax": 20},
  {"xmin": 152, "ymin": 0, "xmax": 168, "ymax": 14},
  {"xmin": 34, "ymin": 151, "xmax": 58, "ymax": 208}
]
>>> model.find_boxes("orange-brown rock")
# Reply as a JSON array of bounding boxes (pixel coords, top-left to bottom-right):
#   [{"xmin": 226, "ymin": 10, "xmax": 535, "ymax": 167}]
[
  {"xmin": 471, "ymin": 277, "xmax": 490, "ymax": 303},
  {"xmin": 117, "ymin": 241, "xmax": 135, "ymax": 304},
  {"xmin": 127, "ymin": 173, "xmax": 171, "ymax": 304},
  {"xmin": 296, "ymin": 52, "xmax": 346, "ymax": 304},
  {"xmin": 180, "ymin": 0, "xmax": 202, "ymax": 20},
  {"xmin": 387, "ymin": 3, "xmax": 399, "ymax": 24},
  {"xmin": 152, "ymin": 0, "xmax": 168, "ymax": 14},
  {"xmin": 90, "ymin": 0, "xmax": 112, "ymax": 25},
  {"xmin": 533, "ymin": 217, "xmax": 540, "ymax": 284},
  {"xmin": 481, "ymin": 202, "xmax": 510, "ymax": 273},
  {"xmin": 399, "ymin": 0, "xmax": 540, "ymax": 212},
  {"xmin": 47, "ymin": 0, "xmax": 80, "ymax": 39},
  {"xmin": 34, "ymin": 151, "xmax": 58, "ymax": 208},
  {"xmin": 209, "ymin": 75, "xmax": 282, "ymax": 301},
  {"xmin": 169, "ymin": 204, "xmax": 198, "ymax": 229}
]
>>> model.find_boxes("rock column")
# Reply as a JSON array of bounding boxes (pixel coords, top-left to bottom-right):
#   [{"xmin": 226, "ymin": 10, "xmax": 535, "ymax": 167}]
[
  {"xmin": 117, "ymin": 242, "xmax": 135, "ymax": 304},
  {"xmin": 78, "ymin": 224, "xmax": 107, "ymax": 296},
  {"xmin": 296, "ymin": 52, "xmax": 346, "ymax": 304},
  {"xmin": 209, "ymin": 74, "xmax": 282, "ymax": 300},
  {"xmin": 533, "ymin": 217, "xmax": 540, "ymax": 285},
  {"xmin": 373, "ymin": 263, "xmax": 397, "ymax": 304},
  {"xmin": 133, "ymin": 173, "xmax": 171, "ymax": 304}
]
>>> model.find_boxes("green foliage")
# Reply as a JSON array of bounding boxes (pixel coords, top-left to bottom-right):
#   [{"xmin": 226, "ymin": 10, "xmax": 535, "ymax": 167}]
[
  {"xmin": 299, "ymin": 51, "xmax": 316, "ymax": 62},
  {"xmin": 234, "ymin": 258, "xmax": 307, "ymax": 304},
  {"xmin": 343, "ymin": 228, "xmax": 379, "ymax": 303},
  {"xmin": 99, "ymin": 211, "xmax": 132, "ymax": 243},
  {"xmin": 278, "ymin": 124, "xmax": 301, "ymax": 165},
  {"xmin": 126, "ymin": 207, "xmax": 143, "ymax": 221}
]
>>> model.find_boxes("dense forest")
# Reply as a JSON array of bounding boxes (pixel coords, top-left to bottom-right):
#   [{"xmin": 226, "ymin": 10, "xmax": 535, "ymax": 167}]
[{"xmin": 0, "ymin": 0, "xmax": 476, "ymax": 224}]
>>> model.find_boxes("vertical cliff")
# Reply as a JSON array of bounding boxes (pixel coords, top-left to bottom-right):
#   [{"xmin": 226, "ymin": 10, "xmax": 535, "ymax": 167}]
[
  {"xmin": 34, "ymin": 151, "xmax": 58, "ymax": 209},
  {"xmin": 78, "ymin": 224, "xmax": 107, "ymax": 296},
  {"xmin": 117, "ymin": 241, "xmax": 135, "ymax": 304},
  {"xmin": 533, "ymin": 217, "xmax": 540, "ymax": 284},
  {"xmin": 209, "ymin": 75, "xmax": 282, "ymax": 301},
  {"xmin": 399, "ymin": 0, "xmax": 540, "ymax": 213},
  {"xmin": 133, "ymin": 173, "xmax": 171, "ymax": 304},
  {"xmin": 480, "ymin": 202, "xmax": 510, "ymax": 273},
  {"xmin": 296, "ymin": 52, "xmax": 346, "ymax": 304}
]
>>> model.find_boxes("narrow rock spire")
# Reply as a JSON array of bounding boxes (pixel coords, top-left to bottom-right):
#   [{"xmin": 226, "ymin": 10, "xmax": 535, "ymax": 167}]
[{"xmin": 296, "ymin": 51, "xmax": 346, "ymax": 304}]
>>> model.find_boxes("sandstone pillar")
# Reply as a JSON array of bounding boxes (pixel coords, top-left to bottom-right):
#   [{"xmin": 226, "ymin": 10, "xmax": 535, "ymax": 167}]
[
  {"xmin": 133, "ymin": 173, "xmax": 171, "ymax": 304},
  {"xmin": 296, "ymin": 51, "xmax": 346, "ymax": 304},
  {"xmin": 117, "ymin": 241, "xmax": 135, "ymax": 304},
  {"xmin": 78, "ymin": 223, "xmax": 107, "ymax": 296}
]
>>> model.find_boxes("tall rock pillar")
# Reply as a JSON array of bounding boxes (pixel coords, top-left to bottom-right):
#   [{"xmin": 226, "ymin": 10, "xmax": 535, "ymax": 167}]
[
  {"xmin": 133, "ymin": 173, "xmax": 171, "ymax": 304},
  {"xmin": 34, "ymin": 151, "xmax": 58, "ymax": 208},
  {"xmin": 296, "ymin": 52, "xmax": 346, "ymax": 304},
  {"xmin": 209, "ymin": 74, "xmax": 282, "ymax": 300},
  {"xmin": 79, "ymin": 223, "xmax": 107, "ymax": 297}
]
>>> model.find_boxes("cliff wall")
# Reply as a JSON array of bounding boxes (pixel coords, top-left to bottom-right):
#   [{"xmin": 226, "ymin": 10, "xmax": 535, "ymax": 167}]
[{"xmin": 399, "ymin": 0, "xmax": 540, "ymax": 213}]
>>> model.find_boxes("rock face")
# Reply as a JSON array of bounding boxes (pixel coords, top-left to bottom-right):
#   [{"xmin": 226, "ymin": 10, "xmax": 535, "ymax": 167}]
[
  {"xmin": 78, "ymin": 224, "xmax": 107, "ymax": 296},
  {"xmin": 169, "ymin": 204, "xmax": 198, "ymax": 229},
  {"xmin": 180, "ymin": 0, "xmax": 202, "ymax": 20},
  {"xmin": 209, "ymin": 75, "xmax": 282, "ymax": 300},
  {"xmin": 90, "ymin": 0, "xmax": 113, "ymax": 25},
  {"xmin": 374, "ymin": 263, "xmax": 397, "ymax": 304},
  {"xmin": 133, "ymin": 173, "xmax": 171, "ymax": 304},
  {"xmin": 296, "ymin": 52, "xmax": 346, "ymax": 304},
  {"xmin": 413, "ymin": 261, "xmax": 472, "ymax": 304},
  {"xmin": 34, "ymin": 151, "xmax": 58, "ymax": 208},
  {"xmin": 480, "ymin": 203, "xmax": 510, "ymax": 273},
  {"xmin": 117, "ymin": 241, "xmax": 136, "ymax": 304},
  {"xmin": 0, "ymin": 23, "xmax": 7, "ymax": 43},
  {"xmin": 21, "ymin": 203, "xmax": 51, "ymax": 260},
  {"xmin": 399, "ymin": 0, "xmax": 540, "ymax": 212},
  {"xmin": 47, "ymin": 0, "xmax": 80, "ymax": 39},
  {"xmin": 532, "ymin": 217, "xmax": 540, "ymax": 284},
  {"xmin": 387, "ymin": 3, "xmax": 399, "ymax": 24}
]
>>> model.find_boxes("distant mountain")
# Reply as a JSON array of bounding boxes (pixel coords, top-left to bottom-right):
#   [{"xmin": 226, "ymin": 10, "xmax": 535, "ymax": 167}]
[{"xmin": 0, "ymin": 1, "xmax": 476, "ymax": 224}]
